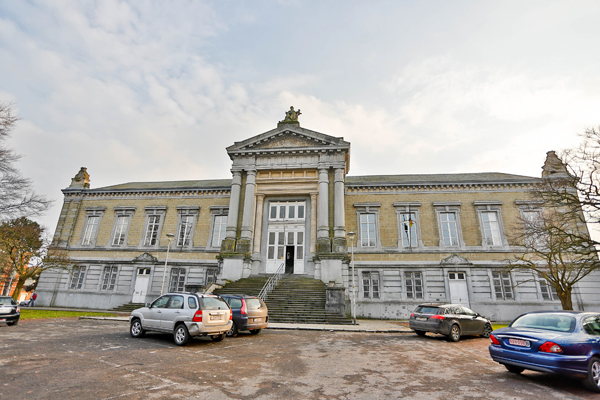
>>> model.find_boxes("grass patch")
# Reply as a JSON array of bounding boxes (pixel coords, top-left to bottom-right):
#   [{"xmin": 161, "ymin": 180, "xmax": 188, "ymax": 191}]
[
  {"xmin": 20, "ymin": 309, "xmax": 121, "ymax": 320},
  {"xmin": 492, "ymin": 324, "xmax": 509, "ymax": 330}
]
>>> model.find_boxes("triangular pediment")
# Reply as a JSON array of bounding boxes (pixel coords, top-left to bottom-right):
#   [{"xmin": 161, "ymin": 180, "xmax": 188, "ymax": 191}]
[
  {"xmin": 440, "ymin": 254, "xmax": 472, "ymax": 265},
  {"xmin": 132, "ymin": 252, "xmax": 159, "ymax": 264},
  {"xmin": 227, "ymin": 125, "xmax": 350, "ymax": 154}
]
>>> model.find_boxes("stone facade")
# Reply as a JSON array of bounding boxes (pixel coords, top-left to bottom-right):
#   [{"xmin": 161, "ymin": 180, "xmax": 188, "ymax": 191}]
[{"xmin": 36, "ymin": 117, "xmax": 600, "ymax": 320}]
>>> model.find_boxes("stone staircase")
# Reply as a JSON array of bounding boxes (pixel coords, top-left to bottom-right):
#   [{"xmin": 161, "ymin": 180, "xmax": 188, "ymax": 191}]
[
  {"xmin": 213, "ymin": 275, "xmax": 353, "ymax": 325},
  {"xmin": 111, "ymin": 302, "xmax": 146, "ymax": 312}
]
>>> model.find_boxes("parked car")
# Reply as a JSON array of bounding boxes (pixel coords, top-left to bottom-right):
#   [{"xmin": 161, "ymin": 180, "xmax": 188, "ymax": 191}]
[
  {"xmin": 129, "ymin": 292, "xmax": 232, "ymax": 346},
  {"xmin": 19, "ymin": 299, "xmax": 31, "ymax": 307},
  {"xmin": 409, "ymin": 303, "xmax": 492, "ymax": 342},
  {"xmin": 0, "ymin": 296, "xmax": 20, "ymax": 326},
  {"xmin": 220, "ymin": 294, "xmax": 269, "ymax": 337},
  {"xmin": 489, "ymin": 311, "xmax": 600, "ymax": 393}
]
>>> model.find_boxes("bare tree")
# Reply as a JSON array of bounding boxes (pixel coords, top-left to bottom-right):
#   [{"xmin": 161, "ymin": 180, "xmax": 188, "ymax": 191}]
[
  {"xmin": 0, "ymin": 217, "xmax": 72, "ymax": 300},
  {"xmin": 0, "ymin": 101, "xmax": 52, "ymax": 220}
]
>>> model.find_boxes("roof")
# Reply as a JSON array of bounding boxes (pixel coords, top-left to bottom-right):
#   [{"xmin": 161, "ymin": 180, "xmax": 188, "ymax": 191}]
[
  {"xmin": 91, "ymin": 179, "xmax": 232, "ymax": 191},
  {"xmin": 346, "ymin": 172, "xmax": 537, "ymax": 186}
]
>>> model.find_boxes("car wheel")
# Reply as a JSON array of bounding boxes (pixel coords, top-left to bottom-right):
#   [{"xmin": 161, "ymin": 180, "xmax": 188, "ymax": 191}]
[
  {"xmin": 130, "ymin": 319, "xmax": 145, "ymax": 338},
  {"xmin": 447, "ymin": 324, "xmax": 460, "ymax": 342},
  {"xmin": 174, "ymin": 324, "xmax": 190, "ymax": 346},
  {"xmin": 250, "ymin": 329, "xmax": 261, "ymax": 335},
  {"xmin": 226, "ymin": 322, "xmax": 238, "ymax": 337},
  {"xmin": 583, "ymin": 357, "xmax": 600, "ymax": 393},
  {"xmin": 504, "ymin": 364, "xmax": 525, "ymax": 374},
  {"xmin": 7, "ymin": 320, "xmax": 18, "ymax": 326},
  {"xmin": 211, "ymin": 333, "xmax": 226, "ymax": 342},
  {"xmin": 414, "ymin": 330, "xmax": 427, "ymax": 336},
  {"xmin": 482, "ymin": 323, "xmax": 492, "ymax": 338}
]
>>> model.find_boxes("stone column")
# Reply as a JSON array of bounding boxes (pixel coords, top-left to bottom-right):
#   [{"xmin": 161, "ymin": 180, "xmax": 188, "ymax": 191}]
[
  {"xmin": 238, "ymin": 170, "xmax": 257, "ymax": 254},
  {"xmin": 221, "ymin": 170, "xmax": 242, "ymax": 253},
  {"xmin": 332, "ymin": 168, "xmax": 347, "ymax": 253},
  {"xmin": 253, "ymin": 194, "xmax": 265, "ymax": 254},
  {"xmin": 316, "ymin": 168, "xmax": 330, "ymax": 253},
  {"xmin": 310, "ymin": 192, "xmax": 318, "ymax": 254}
]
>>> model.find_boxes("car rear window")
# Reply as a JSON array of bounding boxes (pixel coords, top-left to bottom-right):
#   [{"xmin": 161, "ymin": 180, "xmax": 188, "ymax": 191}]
[
  {"xmin": 201, "ymin": 297, "xmax": 229, "ymax": 310},
  {"xmin": 246, "ymin": 298, "xmax": 265, "ymax": 310},
  {"xmin": 0, "ymin": 297, "xmax": 16, "ymax": 306},
  {"xmin": 414, "ymin": 306, "xmax": 440, "ymax": 314},
  {"xmin": 511, "ymin": 314, "xmax": 576, "ymax": 332}
]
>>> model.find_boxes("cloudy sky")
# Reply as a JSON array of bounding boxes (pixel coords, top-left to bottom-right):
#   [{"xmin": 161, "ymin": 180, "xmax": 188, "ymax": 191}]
[{"xmin": 1, "ymin": 0, "xmax": 599, "ymax": 232}]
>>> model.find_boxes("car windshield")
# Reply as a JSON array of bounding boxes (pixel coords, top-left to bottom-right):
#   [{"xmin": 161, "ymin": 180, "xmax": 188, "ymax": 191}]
[
  {"xmin": 582, "ymin": 316, "xmax": 600, "ymax": 336},
  {"xmin": 0, "ymin": 297, "xmax": 16, "ymax": 306},
  {"xmin": 201, "ymin": 297, "xmax": 229, "ymax": 310},
  {"xmin": 246, "ymin": 298, "xmax": 265, "ymax": 310},
  {"xmin": 511, "ymin": 313, "xmax": 576, "ymax": 332},
  {"xmin": 414, "ymin": 306, "xmax": 440, "ymax": 314}
]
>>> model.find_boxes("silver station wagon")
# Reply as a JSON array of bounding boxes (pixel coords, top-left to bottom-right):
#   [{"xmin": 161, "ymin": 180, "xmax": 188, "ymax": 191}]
[{"xmin": 129, "ymin": 293, "xmax": 232, "ymax": 346}]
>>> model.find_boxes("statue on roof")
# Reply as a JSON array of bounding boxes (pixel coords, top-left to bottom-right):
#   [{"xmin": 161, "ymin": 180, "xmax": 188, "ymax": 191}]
[
  {"xmin": 69, "ymin": 167, "xmax": 90, "ymax": 189},
  {"xmin": 279, "ymin": 106, "xmax": 301, "ymax": 124}
]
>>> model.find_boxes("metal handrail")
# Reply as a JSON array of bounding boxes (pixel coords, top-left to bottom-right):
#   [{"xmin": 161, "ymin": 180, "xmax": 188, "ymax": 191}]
[{"xmin": 258, "ymin": 263, "xmax": 285, "ymax": 300}]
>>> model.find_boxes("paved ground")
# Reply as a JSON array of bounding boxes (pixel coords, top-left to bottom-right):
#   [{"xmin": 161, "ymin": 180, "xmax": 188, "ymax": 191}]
[{"xmin": 1, "ymin": 318, "xmax": 597, "ymax": 399}]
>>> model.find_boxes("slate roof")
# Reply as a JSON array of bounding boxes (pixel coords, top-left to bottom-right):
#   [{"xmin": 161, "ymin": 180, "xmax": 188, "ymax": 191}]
[{"xmin": 83, "ymin": 179, "xmax": 232, "ymax": 192}]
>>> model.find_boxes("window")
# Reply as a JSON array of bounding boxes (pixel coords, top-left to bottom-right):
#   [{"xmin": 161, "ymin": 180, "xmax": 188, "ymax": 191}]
[
  {"xmin": 168, "ymin": 295, "xmax": 184, "ymax": 309},
  {"xmin": 360, "ymin": 214, "xmax": 376, "ymax": 247},
  {"xmin": 211, "ymin": 215, "xmax": 227, "ymax": 247},
  {"xmin": 481, "ymin": 212, "xmax": 502, "ymax": 246},
  {"xmin": 400, "ymin": 213, "xmax": 418, "ymax": 247},
  {"xmin": 206, "ymin": 269, "xmax": 218, "ymax": 284},
  {"xmin": 144, "ymin": 215, "xmax": 161, "ymax": 246},
  {"xmin": 268, "ymin": 201, "xmax": 306, "ymax": 221},
  {"xmin": 101, "ymin": 266, "xmax": 118, "ymax": 291},
  {"xmin": 112, "ymin": 216, "xmax": 129, "ymax": 246},
  {"xmin": 492, "ymin": 271, "xmax": 513, "ymax": 300},
  {"xmin": 69, "ymin": 266, "xmax": 87, "ymax": 290},
  {"xmin": 539, "ymin": 276, "xmax": 558, "ymax": 301},
  {"xmin": 354, "ymin": 203, "xmax": 381, "ymax": 248},
  {"xmin": 362, "ymin": 271, "xmax": 380, "ymax": 299},
  {"xmin": 177, "ymin": 215, "xmax": 194, "ymax": 247},
  {"xmin": 405, "ymin": 271, "xmax": 423, "ymax": 299},
  {"xmin": 440, "ymin": 212, "xmax": 459, "ymax": 246},
  {"xmin": 169, "ymin": 268, "xmax": 186, "ymax": 292},
  {"xmin": 82, "ymin": 216, "xmax": 100, "ymax": 246},
  {"xmin": 188, "ymin": 296, "xmax": 197, "ymax": 309}
]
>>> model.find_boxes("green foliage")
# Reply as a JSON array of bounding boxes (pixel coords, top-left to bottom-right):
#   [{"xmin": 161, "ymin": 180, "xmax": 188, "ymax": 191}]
[{"xmin": 19, "ymin": 309, "xmax": 120, "ymax": 320}]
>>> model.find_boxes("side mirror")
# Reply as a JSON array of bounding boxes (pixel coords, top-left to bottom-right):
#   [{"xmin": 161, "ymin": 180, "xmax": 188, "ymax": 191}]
[{"xmin": 145, "ymin": 303, "xmax": 151, "ymax": 308}]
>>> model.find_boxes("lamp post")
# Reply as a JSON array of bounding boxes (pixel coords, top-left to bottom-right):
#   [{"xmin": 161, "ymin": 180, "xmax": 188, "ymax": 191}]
[
  {"xmin": 160, "ymin": 233, "xmax": 175, "ymax": 295},
  {"xmin": 347, "ymin": 231, "xmax": 356, "ymax": 325}
]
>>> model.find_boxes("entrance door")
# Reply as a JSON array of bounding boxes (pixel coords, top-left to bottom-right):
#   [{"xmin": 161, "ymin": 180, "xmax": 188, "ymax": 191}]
[
  {"xmin": 448, "ymin": 272, "xmax": 469, "ymax": 306},
  {"xmin": 266, "ymin": 226, "xmax": 305, "ymax": 274},
  {"xmin": 285, "ymin": 245, "xmax": 295, "ymax": 274},
  {"xmin": 132, "ymin": 268, "xmax": 151, "ymax": 303}
]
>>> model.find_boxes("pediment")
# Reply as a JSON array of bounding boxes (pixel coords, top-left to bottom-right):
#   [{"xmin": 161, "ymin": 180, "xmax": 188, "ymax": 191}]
[
  {"xmin": 132, "ymin": 252, "xmax": 159, "ymax": 264},
  {"xmin": 440, "ymin": 254, "xmax": 472, "ymax": 265}
]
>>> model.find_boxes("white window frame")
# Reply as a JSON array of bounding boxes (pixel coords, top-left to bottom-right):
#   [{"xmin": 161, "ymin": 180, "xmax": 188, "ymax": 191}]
[
  {"xmin": 141, "ymin": 206, "xmax": 167, "ymax": 247},
  {"xmin": 394, "ymin": 202, "xmax": 422, "ymax": 250},
  {"xmin": 268, "ymin": 201, "xmax": 306, "ymax": 222},
  {"xmin": 353, "ymin": 203, "xmax": 381, "ymax": 249},
  {"xmin": 69, "ymin": 266, "xmax": 87, "ymax": 290},
  {"xmin": 111, "ymin": 206, "xmax": 135, "ymax": 247},
  {"xmin": 79, "ymin": 207, "xmax": 105, "ymax": 247},
  {"xmin": 176, "ymin": 206, "xmax": 200, "ymax": 248},
  {"xmin": 516, "ymin": 200, "xmax": 545, "ymax": 248},
  {"xmin": 208, "ymin": 206, "xmax": 228, "ymax": 248},
  {"xmin": 491, "ymin": 271, "xmax": 514, "ymax": 300},
  {"xmin": 205, "ymin": 268, "xmax": 218, "ymax": 284},
  {"xmin": 433, "ymin": 202, "xmax": 464, "ymax": 248},
  {"xmin": 474, "ymin": 201, "xmax": 507, "ymax": 248},
  {"xmin": 405, "ymin": 271, "xmax": 424, "ymax": 299},
  {"xmin": 168, "ymin": 267, "xmax": 186, "ymax": 292},
  {"xmin": 538, "ymin": 274, "xmax": 559, "ymax": 301},
  {"xmin": 361, "ymin": 271, "xmax": 380, "ymax": 299},
  {"xmin": 100, "ymin": 266, "xmax": 119, "ymax": 291}
]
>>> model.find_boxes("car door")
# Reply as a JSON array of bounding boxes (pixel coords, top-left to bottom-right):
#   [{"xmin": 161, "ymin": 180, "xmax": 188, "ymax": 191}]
[
  {"xmin": 459, "ymin": 306, "xmax": 479, "ymax": 334},
  {"xmin": 145, "ymin": 295, "xmax": 170, "ymax": 329},
  {"xmin": 160, "ymin": 295, "xmax": 185, "ymax": 330}
]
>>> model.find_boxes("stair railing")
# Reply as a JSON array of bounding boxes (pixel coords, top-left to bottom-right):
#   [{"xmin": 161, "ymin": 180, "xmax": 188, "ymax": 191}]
[{"xmin": 258, "ymin": 263, "xmax": 285, "ymax": 301}]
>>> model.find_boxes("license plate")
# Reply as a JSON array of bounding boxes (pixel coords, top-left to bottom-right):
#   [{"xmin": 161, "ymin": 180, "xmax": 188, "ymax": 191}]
[
  {"xmin": 508, "ymin": 338, "xmax": 530, "ymax": 347},
  {"xmin": 254, "ymin": 318, "xmax": 261, "ymax": 322},
  {"xmin": 0, "ymin": 318, "xmax": 5, "ymax": 322},
  {"xmin": 210, "ymin": 315, "xmax": 221, "ymax": 321},
  {"xmin": 416, "ymin": 317, "xmax": 427, "ymax": 322}
]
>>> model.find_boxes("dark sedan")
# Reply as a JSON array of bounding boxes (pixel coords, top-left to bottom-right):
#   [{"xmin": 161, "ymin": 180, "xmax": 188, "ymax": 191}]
[
  {"xmin": 0, "ymin": 296, "xmax": 20, "ymax": 326},
  {"xmin": 220, "ymin": 294, "xmax": 269, "ymax": 337},
  {"xmin": 489, "ymin": 311, "xmax": 600, "ymax": 393},
  {"xmin": 409, "ymin": 303, "xmax": 492, "ymax": 342}
]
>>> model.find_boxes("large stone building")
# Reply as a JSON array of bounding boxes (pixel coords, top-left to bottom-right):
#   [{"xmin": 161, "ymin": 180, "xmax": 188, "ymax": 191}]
[{"xmin": 37, "ymin": 110, "xmax": 600, "ymax": 320}]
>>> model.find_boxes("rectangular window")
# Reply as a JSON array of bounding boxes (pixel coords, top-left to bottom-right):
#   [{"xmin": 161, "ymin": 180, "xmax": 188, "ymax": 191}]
[
  {"xmin": 405, "ymin": 271, "xmax": 423, "ymax": 299},
  {"xmin": 101, "ymin": 266, "xmax": 118, "ymax": 291},
  {"xmin": 440, "ymin": 212, "xmax": 459, "ymax": 246},
  {"xmin": 360, "ymin": 213, "xmax": 376, "ymax": 247},
  {"xmin": 144, "ymin": 215, "xmax": 161, "ymax": 246},
  {"xmin": 481, "ymin": 211, "xmax": 502, "ymax": 246},
  {"xmin": 206, "ymin": 269, "xmax": 218, "ymax": 284},
  {"xmin": 362, "ymin": 272, "xmax": 380, "ymax": 299},
  {"xmin": 211, "ymin": 215, "xmax": 227, "ymax": 247},
  {"xmin": 400, "ymin": 213, "xmax": 417, "ymax": 247},
  {"xmin": 169, "ymin": 268, "xmax": 186, "ymax": 292},
  {"xmin": 539, "ymin": 276, "xmax": 558, "ymax": 301},
  {"xmin": 177, "ymin": 215, "xmax": 194, "ymax": 247},
  {"xmin": 70, "ymin": 266, "xmax": 87, "ymax": 290},
  {"xmin": 268, "ymin": 202, "xmax": 306, "ymax": 221},
  {"xmin": 82, "ymin": 216, "xmax": 100, "ymax": 246},
  {"xmin": 112, "ymin": 216, "xmax": 129, "ymax": 246},
  {"xmin": 492, "ymin": 271, "xmax": 514, "ymax": 300}
]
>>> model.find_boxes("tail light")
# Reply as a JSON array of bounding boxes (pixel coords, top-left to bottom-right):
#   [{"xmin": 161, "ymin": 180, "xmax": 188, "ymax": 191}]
[
  {"xmin": 241, "ymin": 299, "xmax": 247, "ymax": 315},
  {"xmin": 229, "ymin": 312, "xmax": 233, "ymax": 321},
  {"xmin": 192, "ymin": 310, "xmax": 203, "ymax": 322},
  {"xmin": 490, "ymin": 334, "xmax": 500, "ymax": 345},
  {"xmin": 539, "ymin": 341, "xmax": 563, "ymax": 353},
  {"xmin": 410, "ymin": 313, "xmax": 414, "ymax": 318},
  {"xmin": 430, "ymin": 315, "xmax": 445, "ymax": 320},
  {"xmin": 17, "ymin": 306, "xmax": 20, "ymax": 313}
]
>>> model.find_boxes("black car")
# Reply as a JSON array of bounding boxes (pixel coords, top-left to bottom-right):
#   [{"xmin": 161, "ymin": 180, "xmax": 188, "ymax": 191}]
[
  {"xmin": 220, "ymin": 294, "xmax": 269, "ymax": 337},
  {"xmin": 0, "ymin": 296, "xmax": 20, "ymax": 326},
  {"xmin": 409, "ymin": 303, "xmax": 492, "ymax": 341}
]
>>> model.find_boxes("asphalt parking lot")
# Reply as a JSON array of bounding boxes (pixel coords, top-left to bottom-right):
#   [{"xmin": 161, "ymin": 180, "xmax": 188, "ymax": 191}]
[{"xmin": 1, "ymin": 318, "xmax": 597, "ymax": 399}]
